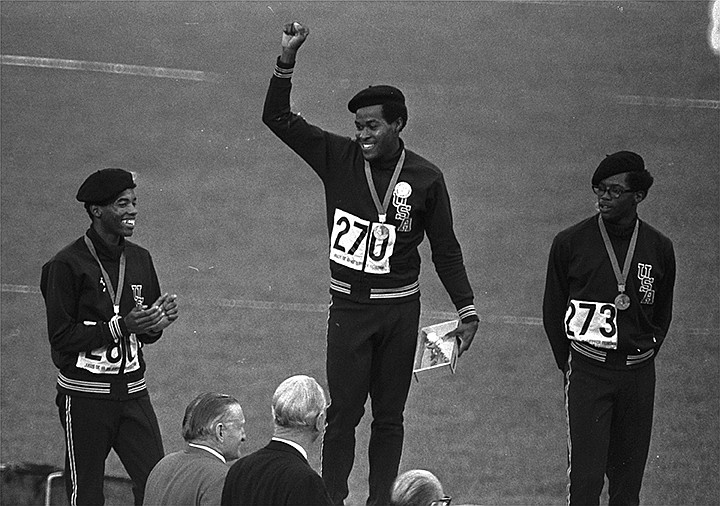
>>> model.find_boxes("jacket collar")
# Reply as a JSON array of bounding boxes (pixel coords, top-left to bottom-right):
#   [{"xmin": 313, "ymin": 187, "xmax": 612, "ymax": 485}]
[
  {"xmin": 267, "ymin": 438, "xmax": 308, "ymax": 462},
  {"xmin": 369, "ymin": 139, "xmax": 405, "ymax": 171},
  {"xmin": 187, "ymin": 443, "xmax": 226, "ymax": 463},
  {"xmin": 86, "ymin": 226, "xmax": 125, "ymax": 261},
  {"xmin": 602, "ymin": 215, "xmax": 639, "ymax": 239}
]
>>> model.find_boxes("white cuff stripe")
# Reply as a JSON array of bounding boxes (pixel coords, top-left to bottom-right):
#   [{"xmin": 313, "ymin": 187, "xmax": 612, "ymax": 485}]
[
  {"xmin": 273, "ymin": 65, "xmax": 293, "ymax": 79},
  {"xmin": 458, "ymin": 305, "xmax": 477, "ymax": 319}
]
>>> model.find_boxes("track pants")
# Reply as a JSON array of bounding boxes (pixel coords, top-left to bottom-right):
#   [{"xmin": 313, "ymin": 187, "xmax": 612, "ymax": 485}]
[
  {"xmin": 57, "ymin": 393, "xmax": 164, "ymax": 506},
  {"xmin": 565, "ymin": 352, "xmax": 656, "ymax": 506},
  {"xmin": 321, "ymin": 297, "xmax": 420, "ymax": 506}
]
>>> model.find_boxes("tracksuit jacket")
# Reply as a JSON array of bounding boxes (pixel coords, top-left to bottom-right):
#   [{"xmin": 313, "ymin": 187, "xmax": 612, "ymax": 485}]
[
  {"xmin": 263, "ymin": 58, "xmax": 477, "ymax": 323},
  {"xmin": 543, "ymin": 214, "xmax": 676, "ymax": 370},
  {"xmin": 41, "ymin": 226, "xmax": 163, "ymax": 400}
]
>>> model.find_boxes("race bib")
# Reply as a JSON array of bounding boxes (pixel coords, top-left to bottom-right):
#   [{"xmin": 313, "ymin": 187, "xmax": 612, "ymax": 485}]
[
  {"xmin": 329, "ymin": 209, "xmax": 396, "ymax": 274},
  {"xmin": 76, "ymin": 334, "xmax": 141, "ymax": 374},
  {"xmin": 564, "ymin": 299, "xmax": 618, "ymax": 349}
]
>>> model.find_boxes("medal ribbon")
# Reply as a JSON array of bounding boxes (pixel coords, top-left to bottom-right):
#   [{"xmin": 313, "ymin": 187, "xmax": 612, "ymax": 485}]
[
  {"xmin": 597, "ymin": 215, "xmax": 639, "ymax": 295},
  {"xmin": 84, "ymin": 234, "xmax": 126, "ymax": 315},
  {"xmin": 364, "ymin": 150, "xmax": 406, "ymax": 223}
]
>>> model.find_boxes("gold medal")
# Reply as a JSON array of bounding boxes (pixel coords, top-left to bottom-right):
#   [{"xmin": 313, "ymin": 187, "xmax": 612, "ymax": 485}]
[
  {"xmin": 364, "ymin": 151, "xmax": 405, "ymax": 243},
  {"xmin": 374, "ymin": 225, "xmax": 389, "ymax": 240},
  {"xmin": 615, "ymin": 293, "xmax": 631, "ymax": 311}
]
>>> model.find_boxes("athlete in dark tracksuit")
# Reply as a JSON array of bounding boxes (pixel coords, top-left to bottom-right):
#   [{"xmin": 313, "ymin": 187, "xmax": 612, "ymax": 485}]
[
  {"xmin": 543, "ymin": 151, "xmax": 675, "ymax": 505},
  {"xmin": 41, "ymin": 168, "xmax": 178, "ymax": 505},
  {"xmin": 262, "ymin": 23, "xmax": 479, "ymax": 505}
]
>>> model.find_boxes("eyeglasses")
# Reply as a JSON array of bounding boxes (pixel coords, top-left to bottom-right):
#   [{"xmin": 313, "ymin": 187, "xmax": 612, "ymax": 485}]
[
  {"xmin": 430, "ymin": 496, "xmax": 452, "ymax": 506},
  {"xmin": 592, "ymin": 183, "xmax": 634, "ymax": 199}
]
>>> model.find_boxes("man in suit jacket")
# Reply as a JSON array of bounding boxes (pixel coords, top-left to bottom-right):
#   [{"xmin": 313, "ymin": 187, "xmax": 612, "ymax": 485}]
[
  {"xmin": 221, "ymin": 375, "xmax": 332, "ymax": 506},
  {"xmin": 144, "ymin": 393, "xmax": 246, "ymax": 506}
]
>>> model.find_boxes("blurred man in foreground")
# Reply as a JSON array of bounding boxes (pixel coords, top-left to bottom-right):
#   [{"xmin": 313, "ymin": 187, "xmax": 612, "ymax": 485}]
[{"xmin": 390, "ymin": 469, "xmax": 451, "ymax": 506}]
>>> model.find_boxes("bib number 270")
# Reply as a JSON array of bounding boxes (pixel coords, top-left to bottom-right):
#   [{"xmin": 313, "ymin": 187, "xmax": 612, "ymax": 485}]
[
  {"xmin": 330, "ymin": 209, "xmax": 396, "ymax": 274},
  {"xmin": 564, "ymin": 299, "xmax": 618, "ymax": 349}
]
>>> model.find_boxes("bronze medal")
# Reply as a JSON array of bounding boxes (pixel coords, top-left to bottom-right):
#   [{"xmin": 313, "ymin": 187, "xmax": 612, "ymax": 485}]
[
  {"xmin": 615, "ymin": 293, "xmax": 631, "ymax": 311},
  {"xmin": 598, "ymin": 216, "xmax": 640, "ymax": 314}
]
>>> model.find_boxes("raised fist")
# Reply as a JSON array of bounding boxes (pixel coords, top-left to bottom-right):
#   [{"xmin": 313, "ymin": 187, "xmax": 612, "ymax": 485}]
[{"xmin": 281, "ymin": 22, "xmax": 310, "ymax": 52}]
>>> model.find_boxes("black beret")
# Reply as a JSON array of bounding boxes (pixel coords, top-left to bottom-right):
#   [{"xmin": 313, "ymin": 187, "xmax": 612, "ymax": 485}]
[
  {"xmin": 76, "ymin": 168, "xmax": 136, "ymax": 204},
  {"xmin": 348, "ymin": 85, "xmax": 405, "ymax": 113},
  {"xmin": 592, "ymin": 151, "xmax": 645, "ymax": 185}
]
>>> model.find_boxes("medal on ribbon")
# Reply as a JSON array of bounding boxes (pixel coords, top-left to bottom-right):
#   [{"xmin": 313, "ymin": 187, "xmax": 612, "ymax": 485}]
[
  {"xmin": 614, "ymin": 293, "xmax": 631, "ymax": 311},
  {"xmin": 598, "ymin": 215, "xmax": 639, "ymax": 311},
  {"xmin": 364, "ymin": 150, "xmax": 405, "ymax": 239},
  {"xmin": 374, "ymin": 224, "xmax": 390, "ymax": 240},
  {"xmin": 84, "ymin": 234, "xmax": 127, "ymax": 343}
]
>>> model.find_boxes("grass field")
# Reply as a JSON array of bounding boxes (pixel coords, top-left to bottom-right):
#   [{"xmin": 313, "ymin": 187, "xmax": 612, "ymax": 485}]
[{"xmin": 1, "ymin": 1, "xmax": 718, "ymax": 504}]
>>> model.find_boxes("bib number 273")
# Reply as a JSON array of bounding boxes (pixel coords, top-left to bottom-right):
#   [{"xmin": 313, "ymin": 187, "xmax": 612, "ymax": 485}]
[
  {"xmin": 330, "ymin": 209, "xmax": 396, "ymax": 274},
  {"xmin": 564, "ymin": 299, "xmax": 618, "ymax": 349}
]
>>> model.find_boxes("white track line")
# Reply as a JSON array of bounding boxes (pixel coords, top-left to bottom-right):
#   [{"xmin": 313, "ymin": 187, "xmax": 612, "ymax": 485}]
[
  {"xmin": 516, "ymin": 0, "xmax": 661, "ymax": 11},
  {"xmin": 0, "ymin": 55, "xmax": 221, "ymax": 83},
  {"xmin": 2, "ymin": 283, "xmax": 715, "ymax": 335},
  {"xmin": 614, "ymin": 95, "xmax": 720, "ymax": 109},
  {"xmin": 2, "ymin": 284, "xmax": 40, "ymax": 294},
  {"xmin": 4, "ymin": 56, "xmax": 716, "ymax": 111}
]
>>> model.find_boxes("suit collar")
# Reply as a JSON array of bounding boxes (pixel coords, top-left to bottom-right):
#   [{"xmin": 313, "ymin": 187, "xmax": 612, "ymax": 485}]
[
  {"xmin": 187, "ymin": 442, "xmax": 226, "ymax": 463},
  {"xmin": 267, "ymin": 438, "xmax": 308, "ymax": 461}
]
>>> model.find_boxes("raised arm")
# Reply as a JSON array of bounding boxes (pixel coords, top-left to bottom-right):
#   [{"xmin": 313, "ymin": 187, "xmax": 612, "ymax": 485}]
[{"xmin": 262, "ymin": 22, "xmax": 352, "ymax": 182}]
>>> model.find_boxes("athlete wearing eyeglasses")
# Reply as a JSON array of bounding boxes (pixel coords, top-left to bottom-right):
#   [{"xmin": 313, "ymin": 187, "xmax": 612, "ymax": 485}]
[{"xmin": 542, "ymin": 151, "xmax": 676, "ymax": 505}]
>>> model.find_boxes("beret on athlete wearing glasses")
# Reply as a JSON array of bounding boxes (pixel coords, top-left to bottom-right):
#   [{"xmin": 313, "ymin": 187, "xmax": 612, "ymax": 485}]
[
  {"xmin": 348, "ymin": 85, "xmax": 405, "ymax": 113},
  {"xmin": 76, "ymin": 168, "xmax": 136, "ymax": 204},
  {"xmin": 592, "ymin": 151, "xmax": 645, "ymax": 186}
]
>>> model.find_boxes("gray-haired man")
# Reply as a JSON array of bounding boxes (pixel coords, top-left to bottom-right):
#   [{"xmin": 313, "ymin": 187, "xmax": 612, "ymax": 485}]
[
  {"xmin": 144, "ymin": 393, "xmax": 246, "ymax": 506},
  {"xmin": 221, "ymin": 375, "xmax": 332, "ymax": 506}
]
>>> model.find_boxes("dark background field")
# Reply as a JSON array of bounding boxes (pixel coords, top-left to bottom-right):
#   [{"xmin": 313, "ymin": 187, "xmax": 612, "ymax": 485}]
[{"xmin": 1, "ymin": 1, "xmax": 718, "ymax": 504}]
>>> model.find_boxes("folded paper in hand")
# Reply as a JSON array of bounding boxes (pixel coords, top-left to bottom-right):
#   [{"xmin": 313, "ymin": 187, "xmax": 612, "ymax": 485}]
[{"xmin": 413, "ymin": 320, "xmax": 459, "ymax": 381}]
